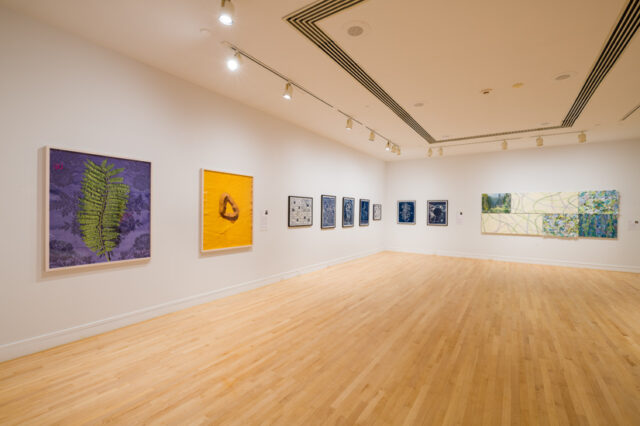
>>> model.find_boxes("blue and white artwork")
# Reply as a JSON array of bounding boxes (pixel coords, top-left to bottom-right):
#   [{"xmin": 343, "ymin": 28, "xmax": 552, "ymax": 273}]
[
  {"xmin": 359, "ymin": 199, "xmax": 370, "ymax": 226},
  {"xmin": 342, "ymin": 197, "xmax": 355, "ymax": 227},
  {"xmin": 398, "ymin": 201, "xmax": 416, "ymax": 224},
  {"xmin": 321, "ymin": 195, "xmax": 336, "ymax": 229},
  {"xmin": 288, "ymin": 196, "xmax": 313, "ymax": 227},
  {"xmin": 427, "ymin": 200, "xmax": 448, "ymax": 226}
]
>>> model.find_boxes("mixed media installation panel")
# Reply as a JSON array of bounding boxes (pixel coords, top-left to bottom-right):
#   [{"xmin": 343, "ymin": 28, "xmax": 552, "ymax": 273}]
[
  {"xmin": 321, "ymin": 195, "xmax": 337, "ymax": 229},
  {"xmin": 372, "ymin": 204, "xmax": 382, "ymax": 221},
  {"xmin": 289, "ymin": 196, "xmax": 313, "ymax": 227},
  {"xmin": 343, "ymin": 197, "xmax": 355, "ymax": 227},
  {"xmin": 359, "ymin": 199, "xmax": 370, "ymax": 226},
  {"xmin": 481, "ymin": 191, "xmax": 619, "ymax": 239},
  {"xmin": 201, "ymin": 169, "xmax": 253, "ymax": 252},
  {"xmin": 397, "ymin": 201, "xmax": 416, "ymax": 224},
  {"xmin": 427, "ymin": 200, "xmax": 448, "ymax": 226},
  {"xmin": 47, "ymin": 147, "xmax": 151, "ymax": 270}
]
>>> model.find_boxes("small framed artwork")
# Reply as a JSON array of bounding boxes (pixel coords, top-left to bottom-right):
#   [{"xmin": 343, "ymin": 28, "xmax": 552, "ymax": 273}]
[
  {"xmin": 373, "ymin": 204, "xmax": 382, "ymax": 221},
  {"xmin": 342, "ymin": 197, "xmax": 355, "ymax": 227},
  {"xmin": 321, "ymin": 195, "xmax": 337, "ymax": 229},
  {"xmin": 288, "ymin": 196, "xmax": 313, "ymax": 227},
  {"xmin": 46, "ymin": 147, "xmax": 151, "ymax": 271},
  {"xmin": 201, "ymin": 169, "xmax": 253, "ymax": 252},
  {"xmin": 397, "ymin": 200, "xmax": 416, "ymax": 224},
  {"xmin": 427, "ymin": 200, "xmax": 448, "ymax": 226},
  {"xmin": 359, "ymin": 199, "xmax": 370, "ymax": 226}
]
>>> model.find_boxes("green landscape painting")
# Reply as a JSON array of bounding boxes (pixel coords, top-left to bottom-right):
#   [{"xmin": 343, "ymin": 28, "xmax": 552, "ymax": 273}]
[{"xmin": 482, "ymin": 193, "xmax": 511, "ymax": 213}]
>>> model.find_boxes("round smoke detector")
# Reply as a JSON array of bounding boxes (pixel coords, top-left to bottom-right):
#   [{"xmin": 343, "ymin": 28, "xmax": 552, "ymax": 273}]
[{"xmin": 343, "ymin": 20, "xmax": 371, "ymax": 37}]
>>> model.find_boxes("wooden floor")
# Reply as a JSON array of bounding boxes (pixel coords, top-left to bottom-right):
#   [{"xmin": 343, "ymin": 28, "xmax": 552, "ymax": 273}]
[{"xmin": 1, "ymin": 252, "xmax": 639, "ymax": 425}]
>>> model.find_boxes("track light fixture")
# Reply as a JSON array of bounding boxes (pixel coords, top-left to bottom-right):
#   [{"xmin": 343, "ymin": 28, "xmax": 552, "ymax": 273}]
[
  {"xmin": 369, "ymin": 130, "xmax": 375, "ymax": 142},
  {"xmin": 536, "ymin": 136, "xmax": 543, "ymax": 147},
  {"xmin": 385, "ymin": 141, "xmax": 391, "ymax": 151},
  {"xmin": 396, "ymin": 146, "xmax": 401, "ymax": 156},
  {"xmin": 226, "ymin": 50, "xmax": 241, "ymax": 71},
  {"xmin": 501, "ymin": 140, "xmax": 508, "ymax": 151},
  {"xmin": 282, "ymin": 82, "xmax": 293, "ymax": 100},
  {"xmin": 427, "ymin": 148, "xmax": 433, "ymax": 157},
  {"xmin": 346, "ymin": 117, "xmax": 353, "ymax": 131},
  {"xmin": 578, "ymin": 131, "xmax": 587, "ymax": 143},
  {"xmin": 218, "ymin": 0, "xmax": 235, "ymax": 26},
  {"xmin": 438, "ymin": 147, "xmax": 443, "ymax": 156}
]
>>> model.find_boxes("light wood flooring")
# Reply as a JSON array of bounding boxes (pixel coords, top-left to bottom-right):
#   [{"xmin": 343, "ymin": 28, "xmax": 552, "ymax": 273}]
[{"xmin": 1, "ymin": 252, "xmax": 639, "ymax": 425}]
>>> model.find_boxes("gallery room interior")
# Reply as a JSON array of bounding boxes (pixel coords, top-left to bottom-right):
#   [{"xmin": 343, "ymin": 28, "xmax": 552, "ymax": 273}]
[{"xmin": 0, "ymin": 0, "xmax": 639, "ymax": 424}]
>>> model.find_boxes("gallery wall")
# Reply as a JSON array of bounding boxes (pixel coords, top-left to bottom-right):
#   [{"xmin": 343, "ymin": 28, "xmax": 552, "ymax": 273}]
[
  {"xmin": 0, "ymin": 7, "xmax": 386, "ymax": 360},
  {"xmin": 384, "ymin": 139, "xmax": 640, "ymax": 272}
]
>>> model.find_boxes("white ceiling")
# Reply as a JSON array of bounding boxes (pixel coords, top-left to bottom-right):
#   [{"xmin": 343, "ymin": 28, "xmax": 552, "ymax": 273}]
[{"xmin": 2, "ymin": 0, "xmax": 640, "ymax": 160}]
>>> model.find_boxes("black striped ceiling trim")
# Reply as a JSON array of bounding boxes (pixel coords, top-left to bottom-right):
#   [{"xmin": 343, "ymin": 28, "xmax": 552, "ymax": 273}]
[{"xmin": 285, "ymin": 0, "xmax": 640, "ymax": 143}]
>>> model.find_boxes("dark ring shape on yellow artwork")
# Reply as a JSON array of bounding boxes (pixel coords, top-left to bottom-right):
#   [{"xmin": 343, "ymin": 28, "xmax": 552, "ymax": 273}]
[{"xmin": 219, "ymin": 193, "xmax": 240, "ymax": 222}]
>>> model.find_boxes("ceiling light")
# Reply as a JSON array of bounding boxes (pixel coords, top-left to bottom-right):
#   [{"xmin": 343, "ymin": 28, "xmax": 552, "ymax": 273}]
[
  {"xmin": 512, "ymin": 82, "xmax": 524, "ymax": 88},
  {"xmin": 385, "ymin": 141, "xmax": 391, "ymax": 151},
  {"xmin": 480, "ymin": 88, "xmax": 493, "ymax": 95},
  {"xmin": 554, "ymin": 73, "xmax": 572, "ymax": 81},
  {"xmin": 282, "ymin": 82, "xmax": 293, "ymax": 100},
  {"xmin": 347, "ymin": 25, "xmax": 364, "ymax": 37},
  {"xmin": 438, "ymin": 147, "xmax": 443, "ymax": 156},
  {"xmin": 501, "ymin": 140, "xmax": 508, "ymax": 150},
  {"xmin": 346, "ymin": 117, "xmax": 353, "ymax": 131},
  {"xmin": 218, "ymin": 0, "xmax": 235, "ymax": 26},
  {"xmin": 578, "ymin": 132, "xmax": 587, "ymax": 143},
  {"xmin": 226, "ymin": 50, "xmax": 240, "ymax": 71},
  {"xmin": 368, "ymin": 130, "xmax": 375, "ymax": 142},
  {"xmin": 414, "ymin": 102, "xmax": 424, "ymax": 107},
  {"xmin": 536, "ymin": 136, "xmax": 543, "ymax": 147},
  {"xmin": 427, "ymin": 148, "xmax": 433, "ymax": 157},
  {"xmin": 396, "ymin": 146, "xmax": 401, "ymax": 156}
]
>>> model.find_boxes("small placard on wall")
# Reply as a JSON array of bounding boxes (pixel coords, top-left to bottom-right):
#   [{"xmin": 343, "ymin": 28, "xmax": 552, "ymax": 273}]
[{"xmin": 260, "ymin": 209, "xmax": 269, "ymax": 231}]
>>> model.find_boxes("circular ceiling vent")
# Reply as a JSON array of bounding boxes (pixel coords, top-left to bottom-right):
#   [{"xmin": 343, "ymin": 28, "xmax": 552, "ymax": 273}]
[{"xmin": 342, "ymin": 20, "xmax": 371, "ymax": 37}]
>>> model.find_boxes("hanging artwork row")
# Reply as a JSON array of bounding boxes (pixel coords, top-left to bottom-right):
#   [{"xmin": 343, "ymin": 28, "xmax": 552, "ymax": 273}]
[
  {"xmin": 46, "ymin": 147, "xmax": 151, "ymax": 271},
  {"xmin": 481, "ymin": 191, "xmax": 619, "ymax": 239}
]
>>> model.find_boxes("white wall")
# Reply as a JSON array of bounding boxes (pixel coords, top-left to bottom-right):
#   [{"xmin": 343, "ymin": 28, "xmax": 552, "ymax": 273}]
[
  {"xmin": 0, "ymin": 7, "xmax": 386, "ymax": 360},
  {"xmin": 385, "ymin": 140, "xmax": 640, "ymax": 271}
]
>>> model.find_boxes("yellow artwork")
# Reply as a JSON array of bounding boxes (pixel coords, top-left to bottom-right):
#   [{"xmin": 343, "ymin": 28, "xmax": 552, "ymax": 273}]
[{"xmin": 201, "ymin": 169, "xmax": 253, "ymax": 252}]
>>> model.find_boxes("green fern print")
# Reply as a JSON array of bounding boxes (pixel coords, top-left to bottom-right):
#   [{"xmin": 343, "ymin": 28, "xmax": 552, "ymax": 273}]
[{"xmin": 77, "ymin": 159, "xmax": 130, "ymax": 261}]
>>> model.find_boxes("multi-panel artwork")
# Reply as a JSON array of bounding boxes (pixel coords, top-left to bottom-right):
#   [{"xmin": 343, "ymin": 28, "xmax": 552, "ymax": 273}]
[
  {"xmin": 288, "ymin": 196, "xmax": 313, "ymax": 227},
  {"xmin": 397, "ymin": 201, "xmax": 416, "ymax": 224},
  {"xmin": 372, "ymin": 204, "xmax": 382, "ymax": 221},
  {"xmin": 201, "ymin": 169, "xmax": 253, "ymax": 252},
  {"xmin": 427, "ymin": 200, "xmax": 448, "ymax": 226},
  {"xmin": 46, "ymin": 147, "xmax": 151, "ymax": 270},
  {"xmin": 481, "ymin": 191, "xmax": 619, "ymax": 239},
  {"xmin": 321, "ymin": 195, "xmax": 337, "ymax": 229},
  {"xmin": 343, "ymin": 197, "xmax": 355, "ymax": 227},
  {"xmin": 359, "ymin": 199, "xmax": 370, "ymax": 226}
]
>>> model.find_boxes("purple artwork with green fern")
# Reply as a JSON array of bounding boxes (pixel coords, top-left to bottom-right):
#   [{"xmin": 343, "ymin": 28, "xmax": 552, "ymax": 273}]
[{"xmin": 48, "ymin": 148, "xmax": 151, "ymax": 270}]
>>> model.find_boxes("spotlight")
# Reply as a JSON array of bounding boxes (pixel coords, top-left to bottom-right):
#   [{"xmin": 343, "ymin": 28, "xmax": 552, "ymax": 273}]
[
  {"xmin": 427, "ymin": 148, "xmax": 433, "ymax": 157},
  {"xmin": 438, "ymin": 147, "xmax": 443, "ymax": 156},
  {"xmin": 501, "ymin": 140, "xmax": 508, "ymax": 150},
  {"xmin": 226, "ymin": 50, "xmax": 240, "ymax": 71},
  {"xmin": 396, "ymin": 146, "xmax": 401, "ymax": 156},
  {"xmin": 218, "ymin": 0, "xmax": 235, "ymax": 26},
  {"xmin": 369, "ymin": 130, "xmax": 375, "ymax": 142},
  {"xmin": 385, "ymin": 141, "xmax": 391, "ymax": 151},
  {"xmin": 282, "ymin": 82, "xmax": 293, "ymax": 100},
  {"xmin": 536, "ymin": 136, "xmax": 543, "ymax": 147},
  {"xmin": 346, "ymin": 118, "xmax": 353, "ymax": 131},
  {"xmin": 578, "ymin": 132, "xmax": 587, "ymax": 143}
]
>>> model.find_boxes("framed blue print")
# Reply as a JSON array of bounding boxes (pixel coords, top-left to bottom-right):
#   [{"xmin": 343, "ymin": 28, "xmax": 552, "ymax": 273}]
[
  {"xmin": 359, "ymin": 199, "xmax": 370, "ymax": 226},
  {"xmin": 342, "ymin": 197, "xmax": 355, "ymax": 227},
  {"xmin": 427, "ymin": 200, "xmax": 448, "ymax": 226},
  {"xmin": 397, "ymin": 200, "xmax": 416, "ymax": 224},
  {"xmin": 321, "ymin": 195, "xmax": 337, "ymax": 229}
]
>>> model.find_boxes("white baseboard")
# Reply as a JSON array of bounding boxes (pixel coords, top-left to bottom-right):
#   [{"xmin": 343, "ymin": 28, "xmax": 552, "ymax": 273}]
[
  {"xmin": 386, "ymin": 247, "xmax": 640, "ymax": 273},
  {"xmin": 0, "ymin": 248, "xmax": 382, "ymax": 362}
]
